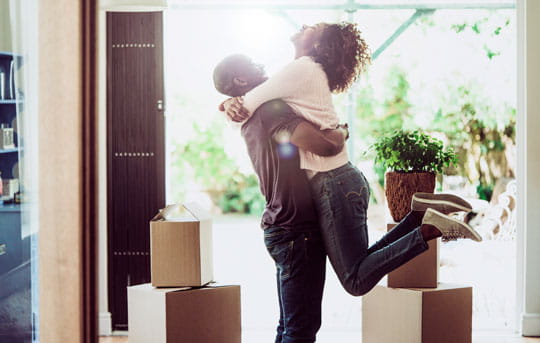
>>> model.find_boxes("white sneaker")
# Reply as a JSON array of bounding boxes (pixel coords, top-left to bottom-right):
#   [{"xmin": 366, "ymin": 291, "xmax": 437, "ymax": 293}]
[{"xmin": 422, "ymin": 208, "xmax": 482, "ymax": 242}]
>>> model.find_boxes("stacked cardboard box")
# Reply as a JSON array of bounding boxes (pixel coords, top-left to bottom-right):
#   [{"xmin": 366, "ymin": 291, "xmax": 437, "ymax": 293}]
[
  {"xmin": 150, "ymin": 203, "xmax": 214, "ymax": 287},
  {"xmin": 362, "ymin": 223, "xmax": 472, "ymax": 343},
  {"xmin": 386, "ymin": 223, "xmax": 440, "ymax": 288},
  {"xmin": 128, "ymin": 203, "xmax": 241, "ymax": 343},
  {"xmin": 128, "ymin": 284, "xmax": 241, "ymax": 343}
]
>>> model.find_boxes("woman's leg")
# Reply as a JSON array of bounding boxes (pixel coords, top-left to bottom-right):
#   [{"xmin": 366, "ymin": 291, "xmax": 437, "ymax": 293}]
[
  {"xmin": 310, "ymin": 163, "xmax": 428, "ymax": 296},
  {"xmin": 366, "ymin": 210, "xmax": 424, "ymax": 255}
]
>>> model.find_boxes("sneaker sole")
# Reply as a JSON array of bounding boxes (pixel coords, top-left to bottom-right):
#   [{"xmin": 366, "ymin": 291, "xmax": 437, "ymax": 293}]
[{"xmin": 413, "ymin": 194, "xmax": 472, "ymax": 213}]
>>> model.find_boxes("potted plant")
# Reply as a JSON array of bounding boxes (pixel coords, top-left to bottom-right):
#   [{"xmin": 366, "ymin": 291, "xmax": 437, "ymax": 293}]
[{"xmin": 373, "ymin": 130, "xmax": 458, "ymax": 222}]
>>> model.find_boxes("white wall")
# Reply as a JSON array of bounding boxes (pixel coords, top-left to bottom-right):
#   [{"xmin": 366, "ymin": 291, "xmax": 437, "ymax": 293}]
[
  {"xmin": 0, "ymin": 0, "xmax": 12, "ymax": 51},
  {"xmin": 519, "ymin": 0, "xmax": 540, "ymax": 337}
]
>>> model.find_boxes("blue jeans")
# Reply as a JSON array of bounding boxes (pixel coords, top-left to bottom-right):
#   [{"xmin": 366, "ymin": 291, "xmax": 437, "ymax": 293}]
[
  {"xmin": 310, "ymin": 162, "xmax": 429, "ymax": 296},
  {"xmin": 264, "ymin": 226, "xmax": 326, "ymax": 343}
]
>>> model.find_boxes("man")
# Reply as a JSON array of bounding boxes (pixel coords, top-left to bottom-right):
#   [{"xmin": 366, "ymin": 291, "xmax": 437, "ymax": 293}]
[{"xmin": 214, "ymin": 54, "xmax": 348, "ymax": 343}]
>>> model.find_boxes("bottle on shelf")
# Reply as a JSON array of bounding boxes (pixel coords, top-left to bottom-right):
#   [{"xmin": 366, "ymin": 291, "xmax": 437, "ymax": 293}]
[{"xmin": 0, "ymin": 123, "xmax": 15, "ymax": 150}]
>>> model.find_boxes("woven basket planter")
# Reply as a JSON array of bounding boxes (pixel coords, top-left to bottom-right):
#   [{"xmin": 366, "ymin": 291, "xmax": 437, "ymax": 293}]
[{"xmin": 385, "ymin": 171, "xmax": 436, "ymax": 222}]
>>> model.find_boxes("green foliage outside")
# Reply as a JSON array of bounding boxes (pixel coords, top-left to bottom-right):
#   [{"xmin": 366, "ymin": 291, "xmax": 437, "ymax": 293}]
[
  {"xmin": 352, "ymin": 12, "xmax": 515, "ymax": 202},
  {"xmin": 450, "ymin": 15, "xmax": 511, "ymax": 60},
  {"xmin": 355, "ymin": 66, "xmax": 414, "ymax": 140},
  {"xmin": 170, "ymin": 11, "xmax": 515, "ymax": 212},
  {"xmin": 372, "ymin": 130, "xmax": 458, "ymax": 173},
  {"xmin": 356, "ymin": 72, "xmax": 515, "ymax": 201},
  {"xmin": 430, "ymin": 85, "xmax": 515, "ymax": 200},
  {"xmin": 171, "ymin": 122, "xmax": 265, "ymax": 214}
]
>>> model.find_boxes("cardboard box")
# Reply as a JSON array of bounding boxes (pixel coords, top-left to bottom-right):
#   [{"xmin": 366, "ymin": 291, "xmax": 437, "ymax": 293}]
[
  {"xmin": 128, "ymin": 283, "xmax": 241, "ymax": 343},
  {"xmin": 151, "ymin": 203, "xmax": 213, "ymax": 287},
  {"xmin": 362, "ymin": 284, "xmax": 472, "ymax": 343},
  {"xmin": 387, "ymin": 223, "xmax": 439, "ymax": 288}
]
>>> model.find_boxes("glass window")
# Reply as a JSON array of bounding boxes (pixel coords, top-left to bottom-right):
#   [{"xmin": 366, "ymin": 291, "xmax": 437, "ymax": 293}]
[{"xmin": 0, "ymin": 0, "xmax": 39, "ymax": 341}]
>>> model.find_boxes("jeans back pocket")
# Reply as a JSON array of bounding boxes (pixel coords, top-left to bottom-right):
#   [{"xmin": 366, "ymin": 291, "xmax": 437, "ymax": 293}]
[{"xmin": 264, "ymin": 229, "xmax": 298, "ymax": 280}]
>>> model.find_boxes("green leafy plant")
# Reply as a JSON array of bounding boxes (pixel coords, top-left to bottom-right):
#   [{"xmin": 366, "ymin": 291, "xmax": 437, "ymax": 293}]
[
  {"xmin": 171, "ymin": 121, "xmax": 265, "ymax": 214},
  {"xmin": 372, "ymin": 130, "xmax": 458, "ymax": 173},
  {"xmin": 431, "ymin": 85, "xmax": 516, "ymax": 201}
]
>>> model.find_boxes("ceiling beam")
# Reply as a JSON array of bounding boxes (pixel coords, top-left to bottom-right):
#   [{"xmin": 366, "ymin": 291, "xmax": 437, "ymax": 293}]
[
  {"xmin": 372, "ymin": 9, "xmax": 435, "ymax": 60},
  {"xmin": 169, "ymin": 1, "xmax": 515, "ymax": 11}
]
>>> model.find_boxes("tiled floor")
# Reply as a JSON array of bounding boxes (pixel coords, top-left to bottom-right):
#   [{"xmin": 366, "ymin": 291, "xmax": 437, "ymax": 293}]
[{"xmin": 100, "ymin": 332, "xmax": 540, "ymax": 343}]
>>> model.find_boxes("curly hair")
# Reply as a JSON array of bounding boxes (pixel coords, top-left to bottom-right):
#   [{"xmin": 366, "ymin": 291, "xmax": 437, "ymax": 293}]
[{"xmin": 309, "ymin": 22, "xmax": 370, "ymax": 93}]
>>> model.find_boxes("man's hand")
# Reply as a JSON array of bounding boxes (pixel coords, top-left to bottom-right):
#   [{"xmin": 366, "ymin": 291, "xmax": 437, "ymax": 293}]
[
  {"xmin": 219, "ymin": 96, "xmax": 250, "ymax": 122},
  {"xmin": 337, "ymin": 123, "xmax": 349, "ymax": 140}
]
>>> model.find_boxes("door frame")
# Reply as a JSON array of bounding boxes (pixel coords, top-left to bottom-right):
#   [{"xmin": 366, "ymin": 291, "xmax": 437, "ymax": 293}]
[
  {"xmin": 82, "ymin": 0, "xmax": 98, "ymax": 341},
  {"xmin": 93, "ymin": 1, "xmax": 540, "ymax": 337},
  {"xmin": 38, "ymin": 0, "xmax": 97, "ymax": 342}
]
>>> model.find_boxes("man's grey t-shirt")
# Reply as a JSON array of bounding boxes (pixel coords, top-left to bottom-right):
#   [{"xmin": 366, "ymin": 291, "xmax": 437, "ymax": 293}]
[{"xmin": 241, "ymin": 99, "xmax": 319, "ymax": 231}]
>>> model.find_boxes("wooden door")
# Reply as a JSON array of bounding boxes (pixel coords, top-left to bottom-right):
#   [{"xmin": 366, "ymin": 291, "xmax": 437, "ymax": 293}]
[{"xmin": 106, "ymin": 11, "xmax": 165, "ymax": 330}]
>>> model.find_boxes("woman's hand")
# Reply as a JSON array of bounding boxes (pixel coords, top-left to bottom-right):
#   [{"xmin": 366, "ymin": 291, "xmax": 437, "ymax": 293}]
[{"xmin": 219, "ymin": 96, "xmax": 250, "ymax": 122}]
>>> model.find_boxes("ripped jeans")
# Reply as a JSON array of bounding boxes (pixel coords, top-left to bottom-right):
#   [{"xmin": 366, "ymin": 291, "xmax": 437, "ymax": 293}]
[{"xmin": 309, "ymin": 162, "xmax": 429, "ymax": 296}]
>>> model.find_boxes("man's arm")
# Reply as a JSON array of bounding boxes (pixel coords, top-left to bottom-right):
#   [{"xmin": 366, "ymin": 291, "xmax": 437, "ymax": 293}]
[
  {"xmin": 258, "ymin": 99, "xmax": 348, "ymax": 157},
  {"xmin": 289, "ymin": 121, "xmax": 348, "ymax": 157}
]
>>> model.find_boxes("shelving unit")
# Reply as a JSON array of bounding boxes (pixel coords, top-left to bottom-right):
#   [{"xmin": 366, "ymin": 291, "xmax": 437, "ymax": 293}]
[
  {"xmin": 0, "ymin": 147, "xmax": 18, "ymax": 154},
  {"xmin": 0, "ymin": 51, "xmax": 22, "ymax": 276},
  {"xmin": 0, "ymin": 100, "xmax": 22, "ymax": 104},
  {"xmin": 0, "ymin": 51, "xmax": 20, "ymax": 196}
]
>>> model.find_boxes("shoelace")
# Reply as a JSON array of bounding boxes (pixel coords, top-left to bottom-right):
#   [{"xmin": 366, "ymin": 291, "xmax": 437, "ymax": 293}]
[{"xmin": 442, "ymin": 230, "xmax": 465, "ymax": 242}]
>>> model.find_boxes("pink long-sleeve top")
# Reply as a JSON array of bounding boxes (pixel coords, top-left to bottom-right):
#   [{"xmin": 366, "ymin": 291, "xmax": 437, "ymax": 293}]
[{"xmin": 242, "ymin": 56, "xmax": 349, "ymax": 173}]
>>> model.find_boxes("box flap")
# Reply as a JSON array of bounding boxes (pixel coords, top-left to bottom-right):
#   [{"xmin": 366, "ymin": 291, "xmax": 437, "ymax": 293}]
[
  {"xmin": 151, "ymin": 204, "xmax": 198, "ymax": 222},
  {"xmin": 128, "ymin": 283, "xmax": 192, "ymax": 293},
  {"xmin": 184, "ymin": 202, "xmax": 212, "ymax": 221},
  {"xmin": 204, "ymin": 282, "xmax": 239, "ymax": 289},
  {"xmin": 408, "ymin": 283, "xmax": 471, "ymax": 293},
  {"xmin": 165, "ymin": 283, "xmax": 239, "ymax": 294}
]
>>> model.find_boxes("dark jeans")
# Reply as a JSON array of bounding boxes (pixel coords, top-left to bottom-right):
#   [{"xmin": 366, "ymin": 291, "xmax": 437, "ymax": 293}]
[
  {"xmin": 264, "ymin": 226, "xmax": 326, "ymax": 343},
  {"xmin": 310, "ymin": 162, "xmax": 429, "ymax": 296}
]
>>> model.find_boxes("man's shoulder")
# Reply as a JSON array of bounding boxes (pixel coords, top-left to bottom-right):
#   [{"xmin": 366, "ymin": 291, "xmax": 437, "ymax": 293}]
[
  {"xmin": 255, "ymin": 99, "xmax": 292, "ymax": 115},
  {"xmin": 244, "ymin": 99, "xmax": 303, "ymax": 136},
  {"xmin": 252, "ymin": 99, "xmax": 300, "ymax": 130}
]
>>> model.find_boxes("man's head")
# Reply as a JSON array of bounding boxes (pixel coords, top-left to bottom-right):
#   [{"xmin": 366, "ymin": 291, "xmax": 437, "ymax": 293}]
[{"xmin": 213, "ymin": 54, "xmax": 268, "ymax": 97}]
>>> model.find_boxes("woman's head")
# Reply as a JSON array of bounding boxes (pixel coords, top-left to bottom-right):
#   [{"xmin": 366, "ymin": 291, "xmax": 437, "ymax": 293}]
[{"xmin": 292, "ymin": 22, "xmax": 370, "ymax": 93}]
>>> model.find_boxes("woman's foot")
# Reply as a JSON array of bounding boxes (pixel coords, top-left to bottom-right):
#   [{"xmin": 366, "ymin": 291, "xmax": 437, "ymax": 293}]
[
  {"xmin": 412, "ymin": 192, "xmax": 473, "ymax": 214},
  {"xmin": 422, "ymin": 208, "xmax": 482, "ymax": 242}
]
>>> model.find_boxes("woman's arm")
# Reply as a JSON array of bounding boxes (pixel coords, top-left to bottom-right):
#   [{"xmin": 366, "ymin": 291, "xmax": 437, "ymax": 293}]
[
  {"xmin": 242, "ymin": 58, "xmax": 308, "ymax": 114},
  {"xmin": 224, "ymin": 58, "xmax": 310, "ymax": 122}
]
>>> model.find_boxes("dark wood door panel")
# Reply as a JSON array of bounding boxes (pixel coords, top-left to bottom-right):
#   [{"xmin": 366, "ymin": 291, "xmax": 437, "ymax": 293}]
[{"xmin": 107, "ymin": 11, "xmax": 164, "ymax": 330}]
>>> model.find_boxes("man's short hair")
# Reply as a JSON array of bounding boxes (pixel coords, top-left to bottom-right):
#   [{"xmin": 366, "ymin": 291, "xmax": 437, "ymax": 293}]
[{"xmin": 213, "ymin": 54, "xmax": 252, "ymax": 97}]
